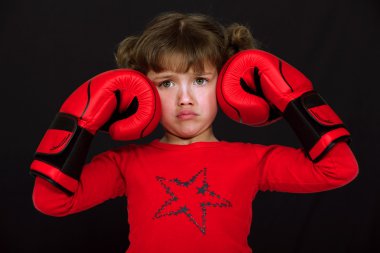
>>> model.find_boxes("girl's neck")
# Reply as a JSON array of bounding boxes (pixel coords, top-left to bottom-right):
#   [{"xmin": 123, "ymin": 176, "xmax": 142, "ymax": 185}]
[{"xmin": 160, "ymin": 128, "xmax": 218, "ymax": 145}]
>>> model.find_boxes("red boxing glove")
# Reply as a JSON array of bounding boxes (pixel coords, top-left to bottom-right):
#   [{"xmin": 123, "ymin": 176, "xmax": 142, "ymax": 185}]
[
  {"xmin": 30, "ymin": 69, "xmax": 161, "ymax": 194},
  {"xmin": 216, "ymin": 52, "xmax": 273, "ymax": 126},
  {"xmin": 217, "ymin": 50, "xmax": 350, "ymax": 161}
]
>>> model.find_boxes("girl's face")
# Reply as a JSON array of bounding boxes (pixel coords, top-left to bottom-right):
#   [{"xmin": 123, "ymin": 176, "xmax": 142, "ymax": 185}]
[{"xmin": 147, "ymin": 62, "xmax": 218, "ymax": 143}]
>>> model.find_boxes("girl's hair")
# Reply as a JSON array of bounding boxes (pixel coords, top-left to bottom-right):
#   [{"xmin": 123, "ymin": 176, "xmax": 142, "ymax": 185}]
[{"xmin": 115, "ymin": 12, "xmax": 258, "ymax": 74}]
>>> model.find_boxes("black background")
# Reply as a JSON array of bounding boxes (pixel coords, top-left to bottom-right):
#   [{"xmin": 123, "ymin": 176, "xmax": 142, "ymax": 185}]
[{"xmin": 1, "ymin": 0, "xmax": 379, "ymax": 252}]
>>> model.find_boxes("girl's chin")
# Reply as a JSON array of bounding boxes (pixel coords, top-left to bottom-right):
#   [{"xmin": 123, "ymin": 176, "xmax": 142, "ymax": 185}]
[
  {"xmin": 175, "ymin": 132, "xmax": 200, "ymax": 140},
  {"xmin": 169, "ymin": 128, "xmax": 214, "ymax": 141}
]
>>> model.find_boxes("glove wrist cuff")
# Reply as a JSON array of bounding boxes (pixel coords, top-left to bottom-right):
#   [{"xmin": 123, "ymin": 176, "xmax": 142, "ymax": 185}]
[
  {"xmin": 283, "ymin": 91, "xmax": 351, "ymax": 161},
  {"xmin": 31, "ymin": 113, "xmax": 94, "ymax": 195}
]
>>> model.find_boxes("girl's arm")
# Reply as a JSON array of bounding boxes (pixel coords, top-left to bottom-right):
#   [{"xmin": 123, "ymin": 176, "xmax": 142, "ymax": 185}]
[
  {"xmin": 32, "ymin": 148, "xmax": 127, "ymax": 216},
  {"xmin": 217, "ymin": 50, "xmax": 358, "ymax": 192},
  {"xmin": 30, "ymin": 70, "xmax": 160, "ymax": 216},
  {"xmin": 253, "ymin": 142, "xmax": 358, "ymax": 193}
]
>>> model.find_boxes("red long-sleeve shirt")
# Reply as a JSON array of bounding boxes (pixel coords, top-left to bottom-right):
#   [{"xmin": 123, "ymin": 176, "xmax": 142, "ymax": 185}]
[{"xmin": 33, "ymin": 140, "xmax": 358, "ymax": 253}]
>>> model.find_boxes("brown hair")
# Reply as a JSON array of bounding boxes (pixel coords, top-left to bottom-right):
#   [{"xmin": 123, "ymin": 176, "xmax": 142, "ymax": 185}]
[{"xmin": 115, "ymin": 12, "xmax": 258, "ymax": 74}]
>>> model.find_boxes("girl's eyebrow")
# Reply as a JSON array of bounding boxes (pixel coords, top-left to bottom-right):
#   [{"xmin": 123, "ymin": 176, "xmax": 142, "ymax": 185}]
[
  {"xmin": 149, "ymin": 70, "xmax": 216, "ymax": 80},
  {"xmin": 193, "ymin": 72, "xmax": 214, "ymax": 75},
  {"xmin": 148, "ymin": 72, "xmax": 174, "ymax": 79},
  {"xmin": 193, "ymin": 72, "xmax": 217, "ymax": 79},
  {"xmin": 150, "ymin": 74, "xmax": 174, "ymax": 81},
  {"xmin": 191, "ymin": 69, "xmax": 218, "ymax": 77}
]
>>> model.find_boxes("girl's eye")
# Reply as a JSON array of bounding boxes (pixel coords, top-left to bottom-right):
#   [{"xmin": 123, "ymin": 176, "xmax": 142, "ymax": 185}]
[
  {"xmin": 194, "ymin": 78, "xmax": 207, "ymax": 86},
  {"xmin": 158, "ymin": 80, "xmax": 174, "ymax": 88}
]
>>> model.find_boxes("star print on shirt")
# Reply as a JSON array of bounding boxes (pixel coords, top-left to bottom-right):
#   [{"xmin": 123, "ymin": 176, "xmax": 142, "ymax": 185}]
[{"xmin": 153, "ymin": 168, "xmax": 232, "ymax": 235}]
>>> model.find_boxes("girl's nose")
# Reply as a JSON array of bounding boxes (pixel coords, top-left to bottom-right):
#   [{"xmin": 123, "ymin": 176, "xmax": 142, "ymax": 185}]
[{"xmin": 177, "ymin": 84, "xmax": 194, "ymax": 106}]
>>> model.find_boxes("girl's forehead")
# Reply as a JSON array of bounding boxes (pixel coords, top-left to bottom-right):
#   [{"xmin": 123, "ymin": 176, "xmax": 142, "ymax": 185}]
[
  {"xmin": 147, "ymin": 66, "xmax": 217, "ymax": 82},
  {"xmin": 152, "ymin": 52, "xmax": 217, "ymax": 74}
]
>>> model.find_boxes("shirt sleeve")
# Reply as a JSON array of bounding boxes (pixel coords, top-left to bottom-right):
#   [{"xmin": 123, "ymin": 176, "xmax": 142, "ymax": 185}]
[
  {"xmin": 253, "ymin": 142, "xmax": 359, "ymax": 193},
  {"xmin": 32, "ymin": 147, "xmax": 127, "ymax": 217}
]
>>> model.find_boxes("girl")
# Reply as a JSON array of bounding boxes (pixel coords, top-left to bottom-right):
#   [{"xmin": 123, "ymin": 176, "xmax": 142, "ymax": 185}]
[{"xmin": 31, "ymin": 12, "xmax": 358, "ymax": 253}]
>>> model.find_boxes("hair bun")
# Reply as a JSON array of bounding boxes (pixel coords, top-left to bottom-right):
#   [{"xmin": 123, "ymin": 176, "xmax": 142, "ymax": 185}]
[
  {"xmin": 226, "ymin": 23, "xmax": 258, "ymax": 58},
  {"xmin": 115, "ymin": 36, "xmax": 139, "ymax": 69}
]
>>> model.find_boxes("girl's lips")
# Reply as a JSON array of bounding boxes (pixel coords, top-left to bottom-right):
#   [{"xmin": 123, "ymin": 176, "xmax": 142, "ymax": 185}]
[{"xmin": 176, "ymin": 110, "xmax": 198, "ymax": 119}]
